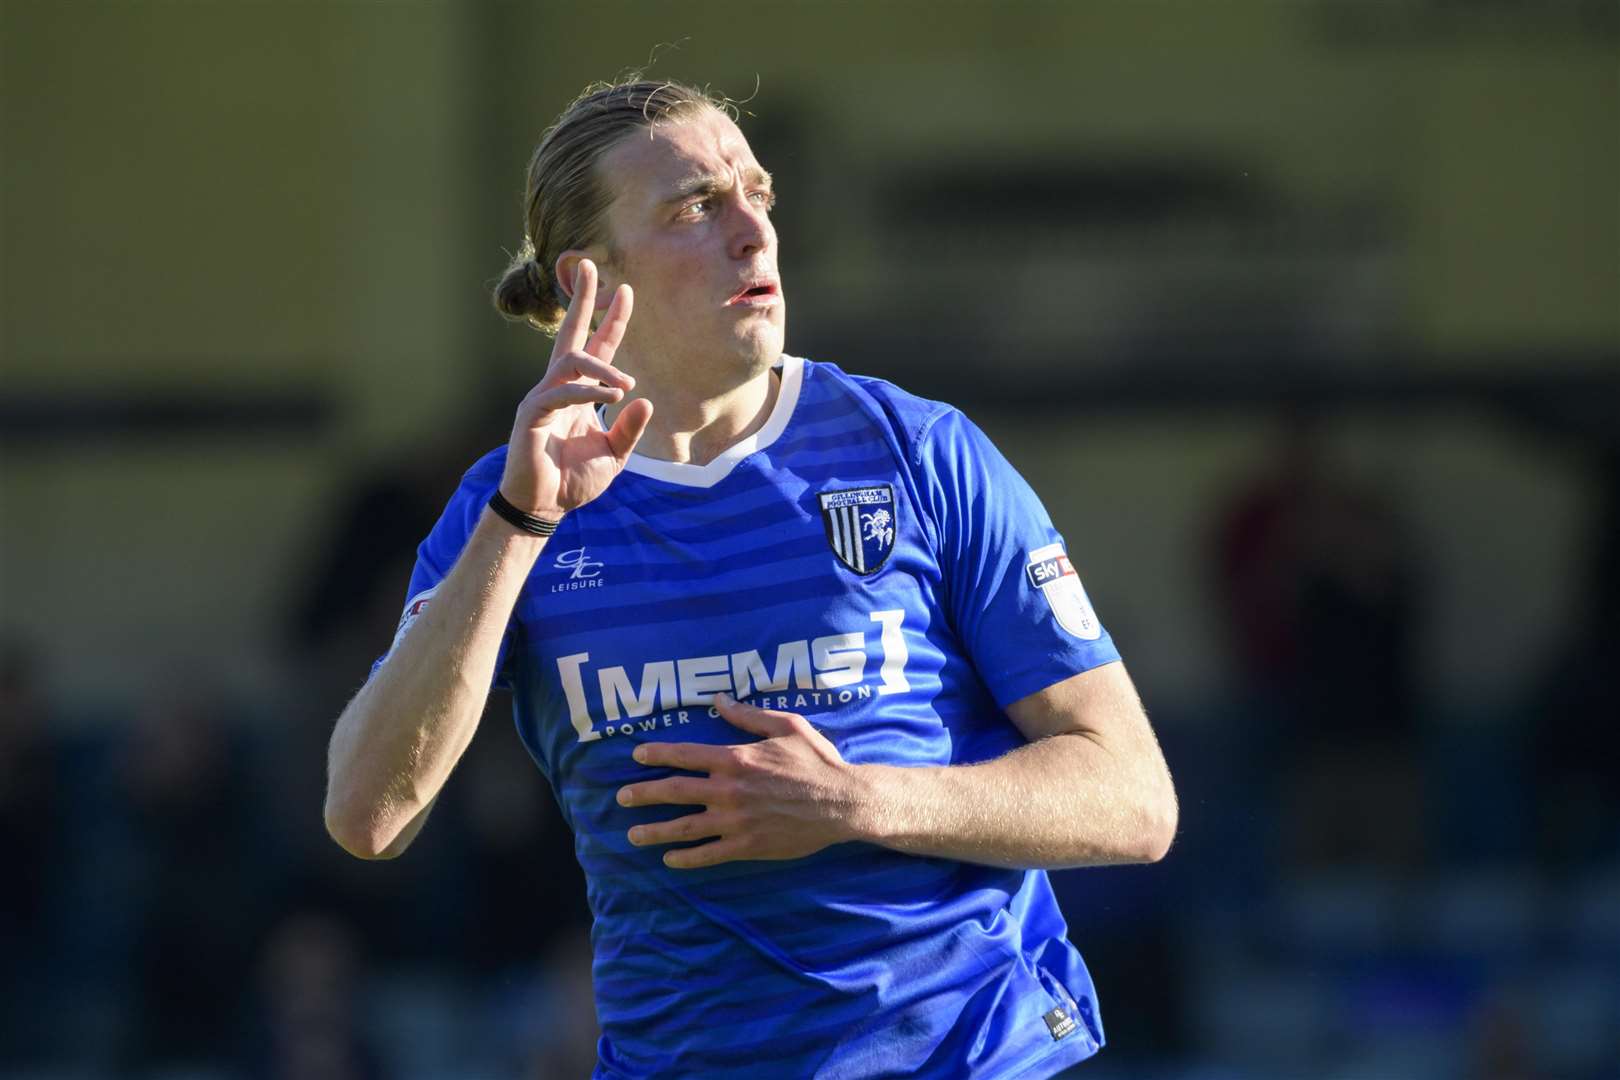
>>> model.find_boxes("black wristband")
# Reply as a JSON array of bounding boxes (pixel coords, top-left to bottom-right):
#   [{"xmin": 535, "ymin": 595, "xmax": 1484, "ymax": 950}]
[{"xmin": 488, "ymin": 490, "xmax": 562, "ymax": 536}]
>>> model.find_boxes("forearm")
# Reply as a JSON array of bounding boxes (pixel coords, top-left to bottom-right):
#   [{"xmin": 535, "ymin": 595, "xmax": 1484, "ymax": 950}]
[
  {"xmin": 850, "ymin": 731, "xmax": 1178, "ymax": 870},
  {"xmin": 324, "ymin": 509, "xmax": 546, "ymax": 858}
]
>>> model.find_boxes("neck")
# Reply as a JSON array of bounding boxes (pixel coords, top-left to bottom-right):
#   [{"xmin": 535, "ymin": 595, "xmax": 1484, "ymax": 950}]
[{"xmin": 606, "ymin": 354, "xmax": 782, "ymax": 467}]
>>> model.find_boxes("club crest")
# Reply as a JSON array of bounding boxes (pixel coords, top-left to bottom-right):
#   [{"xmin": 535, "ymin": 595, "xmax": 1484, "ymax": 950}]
[{"xmin": 819, "ymin": 485, "xmax": 896, "ymax": 575}]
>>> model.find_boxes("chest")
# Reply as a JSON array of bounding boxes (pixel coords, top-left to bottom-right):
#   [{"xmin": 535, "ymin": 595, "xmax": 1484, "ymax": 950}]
[{"xmin": 511, "ymin": 454, "xmax": 943, "ymax": 739}]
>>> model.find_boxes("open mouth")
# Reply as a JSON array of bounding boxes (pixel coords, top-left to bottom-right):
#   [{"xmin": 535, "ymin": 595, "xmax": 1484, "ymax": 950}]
[{"xmin": 727, "ymin": 282, "xmax": 780, "ymax": 305}]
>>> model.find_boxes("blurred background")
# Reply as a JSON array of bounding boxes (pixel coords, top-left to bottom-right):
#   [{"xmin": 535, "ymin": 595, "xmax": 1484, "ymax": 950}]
[{"xmin": 2, "ymin": 1, "xmax": 1617, "ymax": 1077}]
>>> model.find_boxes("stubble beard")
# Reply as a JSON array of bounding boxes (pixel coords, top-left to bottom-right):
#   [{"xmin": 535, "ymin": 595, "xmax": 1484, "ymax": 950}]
[
  {"xmin": 684, "ymin": 306, "xmax": 784, "ymax": 390},
  {"xmin": 735, "ymin": 305, "xmax": 786, "ymax": 378},
  {"xmin": 621, "ymin": 302, "xmax": 785, "ymax": 400}
]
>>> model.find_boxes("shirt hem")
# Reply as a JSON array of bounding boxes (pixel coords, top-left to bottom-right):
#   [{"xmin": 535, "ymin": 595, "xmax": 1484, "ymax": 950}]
[
  {"xmin": 991, "ymin": 647, "xmax": 1122, "ymax": 711},
  {"xmin": 995, "ymin": 1032, "xmax": 1102, "ymax": 1080}
]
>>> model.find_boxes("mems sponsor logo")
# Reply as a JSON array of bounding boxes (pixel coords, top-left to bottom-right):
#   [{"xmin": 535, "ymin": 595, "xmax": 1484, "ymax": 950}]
[{"xmin": 555, "ymin": 610, "xmax": 910, "ymax": 743}]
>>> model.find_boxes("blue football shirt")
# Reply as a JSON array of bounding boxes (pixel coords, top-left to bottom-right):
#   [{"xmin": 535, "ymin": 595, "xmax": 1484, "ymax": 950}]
[{"xmin": 379, "ymin": 355, "xmax": 1122, "ymax": 1078}]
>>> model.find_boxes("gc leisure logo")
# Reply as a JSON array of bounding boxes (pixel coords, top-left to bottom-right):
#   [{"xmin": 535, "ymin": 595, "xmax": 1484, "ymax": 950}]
[{"xmin": 552, "ymin": 547, "xmax": 605, "ymax": 592}]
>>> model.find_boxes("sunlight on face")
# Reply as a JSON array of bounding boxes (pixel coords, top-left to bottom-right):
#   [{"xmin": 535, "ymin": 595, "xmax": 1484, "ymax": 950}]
[{"xmin": 596, "ymin": 109, "xmax": 786, "ymax": 387}]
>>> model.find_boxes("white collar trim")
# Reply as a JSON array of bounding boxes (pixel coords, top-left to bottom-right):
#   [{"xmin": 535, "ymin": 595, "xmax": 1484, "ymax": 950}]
[{"xmin": 599, "ymin": 354, "xmax": 804, "ymax": 489}]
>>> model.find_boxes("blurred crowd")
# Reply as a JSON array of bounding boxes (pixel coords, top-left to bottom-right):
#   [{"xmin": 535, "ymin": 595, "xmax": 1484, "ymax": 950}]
[
  {"xmin": 1, "ymin": 419, "xmax": 1617, "ymax": 1080},
  {"xmin": 0, "ymin": 639, "xmax": 596, "ymax": 1079},
  {"xmin": 3, "ymin": 0, "xmax": 1614, "ymax": 1075}
]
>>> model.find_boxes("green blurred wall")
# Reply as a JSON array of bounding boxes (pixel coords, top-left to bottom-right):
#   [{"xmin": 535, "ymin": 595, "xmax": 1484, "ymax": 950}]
[
  {"xmin": 1, "ymin": 0, "xmax": 1614, "ymax": 709},
  {"xmin": 2, "ymin": 1, "xmax": 473, "ymax": 441}
]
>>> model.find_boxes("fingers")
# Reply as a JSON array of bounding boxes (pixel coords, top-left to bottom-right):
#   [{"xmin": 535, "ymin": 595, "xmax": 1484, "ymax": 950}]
[
  {"xmin": 630, "ymin": 740, "xmax": 733, "ymax": 772},
  {"xmin": 627, "ymin": 811, "xmax": 724, "ymax": 848},
  {"xmin": 535, "ymin": 381, "xmax": 625, "ymax": 411},
  {"xmin": 616, "ymin": 775, "xmax": 711, "ymax": 808},
  {"xmin": 584, "ymin": 283, "xmax": 633, "ymax": 366},
  {"xmin": 553, "ymin": 258, "xmax": 598, "ymax": 356},
  {"xmin": 547, "ymin": 351, "xmax": 635, "ymax": 391},
  {"xmin": 605, "ymin": 398, "xmax": 654, "ymax": 462},
  {"xmin": 516, "ymin": 382, "xmax": 625, "ymax": 429},
  {"xmin": 713, "ymin": 692, "xmax": 799, "ymax": 738},
  {"xmin": 664, "ymin": 838, "xmax": 744, "ymax": 870}
]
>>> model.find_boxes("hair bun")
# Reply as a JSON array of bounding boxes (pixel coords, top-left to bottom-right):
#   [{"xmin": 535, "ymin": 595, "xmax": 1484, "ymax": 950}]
[
  {"xmin": 492, "ymin": 254, "xmax": 565, "ymax": 331},
  {"xmin": 494, "ymin": 79, "xmax": 721, "ymax": 335}
]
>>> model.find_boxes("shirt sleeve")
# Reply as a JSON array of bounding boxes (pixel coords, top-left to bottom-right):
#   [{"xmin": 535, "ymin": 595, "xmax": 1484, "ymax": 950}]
[
  {"xmin": 915, "ymin": 408, "xmax": 1120, "ymax": 708},
  {"xmin": 368, "ymin": 452, "xmax": 517, "ymax": 690}
]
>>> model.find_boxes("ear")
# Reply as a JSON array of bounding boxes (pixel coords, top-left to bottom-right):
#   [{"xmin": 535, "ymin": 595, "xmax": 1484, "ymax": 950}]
[{"xmin": 554, "ymin": 250, "xmax": 619, "ymax": 311}]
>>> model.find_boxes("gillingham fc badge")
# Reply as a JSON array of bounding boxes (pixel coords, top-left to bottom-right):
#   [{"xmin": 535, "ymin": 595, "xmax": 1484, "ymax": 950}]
[{"xmin": 818, "ymin": 485, "xmax": 896, "ymax": 575}]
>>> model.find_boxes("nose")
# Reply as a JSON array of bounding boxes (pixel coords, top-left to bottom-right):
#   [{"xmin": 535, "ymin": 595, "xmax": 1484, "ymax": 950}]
[{"xmin": 727, "ymin": 192, "xmax": 774, "ymax": 262}]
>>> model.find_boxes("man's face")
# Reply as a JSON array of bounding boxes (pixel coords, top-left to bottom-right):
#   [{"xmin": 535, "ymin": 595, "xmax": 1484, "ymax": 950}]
[{"xmin": 592, "ymin": 108, "xmax": 784, "ymax": 382}]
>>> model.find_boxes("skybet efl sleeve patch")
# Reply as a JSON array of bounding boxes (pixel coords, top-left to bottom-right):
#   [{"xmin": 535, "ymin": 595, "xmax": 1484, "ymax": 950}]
[{"xmin": 1025, "ymin": 543, "xmax": 1102, "ymax": 640}]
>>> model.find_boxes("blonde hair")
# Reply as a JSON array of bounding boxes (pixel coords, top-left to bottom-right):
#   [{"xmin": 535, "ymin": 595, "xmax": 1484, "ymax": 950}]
[{"xmin": 491, "ymin": 78, "xmax": 728, "ymax": 334}]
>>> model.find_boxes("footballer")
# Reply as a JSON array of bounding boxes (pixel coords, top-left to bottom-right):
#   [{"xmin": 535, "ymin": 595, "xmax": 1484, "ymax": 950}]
[{"xmin": 325, "ymin": 78, "xmax": 1178, "ymax": 1079}]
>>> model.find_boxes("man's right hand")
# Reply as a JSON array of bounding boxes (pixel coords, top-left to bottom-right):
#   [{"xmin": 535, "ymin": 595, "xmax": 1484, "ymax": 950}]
[{"xmin": 500, "ymin": 258, "xmax": 653, "ymax": 519}]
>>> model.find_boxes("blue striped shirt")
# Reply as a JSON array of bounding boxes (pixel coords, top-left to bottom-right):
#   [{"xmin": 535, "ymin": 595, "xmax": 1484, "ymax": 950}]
[{"xmin": 380, "ymin": 356, "xmax": 1121, "ymax": 1078}]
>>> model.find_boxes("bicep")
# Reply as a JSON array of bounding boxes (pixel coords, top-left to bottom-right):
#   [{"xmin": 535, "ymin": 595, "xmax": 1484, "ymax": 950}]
[
  {"xmin": 1004, "ymin": 660, "xmax": 1153, "ymax": 751},
  {"xmin": 1005, "ymin": 660, "xmax": 1179, "ymax": 862}
]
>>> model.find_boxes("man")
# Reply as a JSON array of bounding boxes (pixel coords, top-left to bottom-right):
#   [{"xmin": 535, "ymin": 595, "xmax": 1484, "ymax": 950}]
[{"xmin": 325, "ymin": 79, "xmax": 1178, "ymax": 1079}]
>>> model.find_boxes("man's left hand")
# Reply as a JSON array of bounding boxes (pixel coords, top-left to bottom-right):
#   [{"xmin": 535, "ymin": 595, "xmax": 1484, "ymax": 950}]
[{"xmin": 616, "ymin": 693, "xmax": 867, "ymax": 869}]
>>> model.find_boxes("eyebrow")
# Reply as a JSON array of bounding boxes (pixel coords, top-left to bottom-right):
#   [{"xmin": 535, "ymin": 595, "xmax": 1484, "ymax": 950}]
[{"xmin": 661, "ymin": 166, "xmax": 774, "ymax": 205}]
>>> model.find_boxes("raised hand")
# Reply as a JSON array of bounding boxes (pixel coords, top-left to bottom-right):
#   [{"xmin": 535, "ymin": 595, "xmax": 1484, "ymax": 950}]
[
  {"xmin": 500, "ymin": 258, "xmax": 654, "ymax": 518},
  {"xmin": 615, "ymin": 694, "xmax": 870, "ymax": 869}
]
